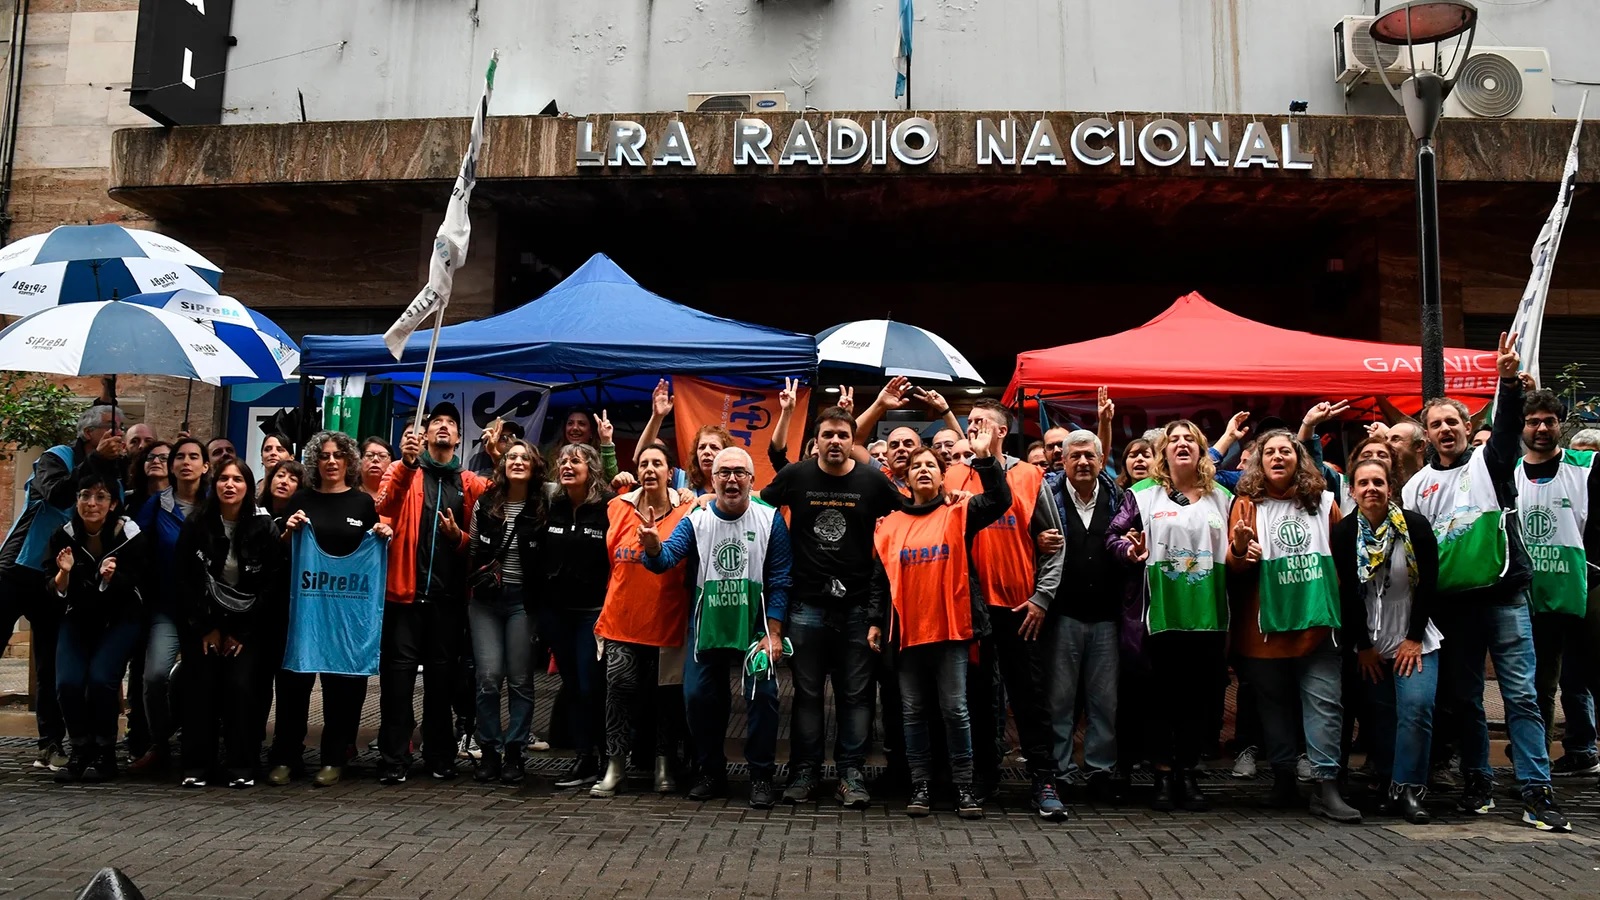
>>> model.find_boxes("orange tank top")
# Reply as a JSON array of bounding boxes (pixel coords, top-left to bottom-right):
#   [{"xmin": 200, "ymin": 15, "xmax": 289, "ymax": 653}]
[
  {"xmin": 595, "ymin": 495, "xmax": 693, "ymax": 647},
  {"xmin": 944, "ymin": 460, "xmax": 1041, "ymax": 608},
  {"xmin": 874, "ymin": 501, "xmax": 973, "ymax": 649}
]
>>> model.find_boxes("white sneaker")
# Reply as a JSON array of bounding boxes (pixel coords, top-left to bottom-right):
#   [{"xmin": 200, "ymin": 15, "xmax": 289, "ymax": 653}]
[
  {"xmin": 1296, "ymin": 753, "xmax": 1314, "ymax": 783},
  {"xmin": 457, "ymin": 734, "xmax": 483, "ymax": 760},
  {"xmin": 1232, "ymin": 746, "xmax": 1258, "ymax": 779}
]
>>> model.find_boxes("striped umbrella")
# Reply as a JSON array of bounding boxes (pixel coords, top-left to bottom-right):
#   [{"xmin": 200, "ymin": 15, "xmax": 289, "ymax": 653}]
[
  {"xmin": 120, "ymin": 289, "xmax": 300, "ymax": 383},
  {"xmin": 815, "ymin": 319, "xmax": 982, "ymax": 382},
  {"xmin": 0, "ymin": 224, "xmax": 222, "ymax": 315},
  {"xmin": 0, "ymin": 300, "xmax": 254, "ymax": 384}
]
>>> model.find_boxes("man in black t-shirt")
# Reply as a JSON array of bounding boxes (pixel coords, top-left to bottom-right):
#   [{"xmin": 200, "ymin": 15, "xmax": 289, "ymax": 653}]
[{"xmin": 760, "ymin": 405, "xmax": 903, "ymax": 807}]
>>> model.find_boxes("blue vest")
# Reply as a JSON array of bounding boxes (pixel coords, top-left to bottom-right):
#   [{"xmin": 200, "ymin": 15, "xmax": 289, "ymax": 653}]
[
  {"xmin": 4, "ymin": 445, "xmax": 73, "ymax": 572},
  {"xmin": 284, "ymin": 527, "xmax": 387, "ymax": 676}
]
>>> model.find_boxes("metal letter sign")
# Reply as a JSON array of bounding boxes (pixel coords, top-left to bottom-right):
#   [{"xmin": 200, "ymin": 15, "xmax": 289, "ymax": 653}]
[{"xmin": 130, "ymin": 0, "xmax": 235, "ymax": 126}]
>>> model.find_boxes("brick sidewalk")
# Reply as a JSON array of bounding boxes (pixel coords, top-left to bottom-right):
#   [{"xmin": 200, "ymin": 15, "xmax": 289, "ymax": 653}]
[{"xmin": 3, "ymin": 738, "xmax": 1599, "ymax": 899}]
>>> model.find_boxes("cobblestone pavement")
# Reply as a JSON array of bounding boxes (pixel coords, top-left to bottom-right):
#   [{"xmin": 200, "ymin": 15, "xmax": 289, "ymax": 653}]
[{"xmin": 3, "ymin": 737, "xmax": 1599, "ymax": 900}]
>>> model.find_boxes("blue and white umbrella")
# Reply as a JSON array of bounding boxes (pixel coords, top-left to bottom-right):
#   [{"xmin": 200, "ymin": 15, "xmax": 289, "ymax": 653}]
[
  {"xmin": 816, "ymin": 319, "xmax": 982, "ymax": 382},
  {"xmin": 0, "ymin": 300, "xmax": 254, "ymax": 384},
  {"xmin": 0, "ymin": 224, "xmax": 222, "ymax": 315},
  {"xmin": 121, "ymin": 289, "xmax": 300, "ymax": 383}
]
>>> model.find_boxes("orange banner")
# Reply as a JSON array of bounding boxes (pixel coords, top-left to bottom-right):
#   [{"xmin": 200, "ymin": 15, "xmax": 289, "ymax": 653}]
[{"xmin": 672, "ymin": 377, "xmax": 809, "ymax": 487}]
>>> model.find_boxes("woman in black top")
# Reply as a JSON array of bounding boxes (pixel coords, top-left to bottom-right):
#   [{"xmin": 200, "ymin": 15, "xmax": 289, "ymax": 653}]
[
  {"xmin": 48, "ymin": 472, "xmax": 146, "ymax": 782},
  {"xmin": 537, "ymin": 442, "xmax": 614, "ymax": 788},
  {"xmin": 270, "ymin": 431, "xmax": 389, "ymax": 787},
  {"xmin": 176, "ymin": 459, "xmax": 283, "ymax": 788},
  {"xmin": 262, "ymin": 458, "xmax": 307, "ymax": 522}
]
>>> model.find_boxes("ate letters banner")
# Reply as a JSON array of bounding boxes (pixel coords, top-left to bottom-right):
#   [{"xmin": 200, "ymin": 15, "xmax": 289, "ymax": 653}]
[{"xmin": 672, "ymin": 376, "xmax": 809, "ymax": 487}]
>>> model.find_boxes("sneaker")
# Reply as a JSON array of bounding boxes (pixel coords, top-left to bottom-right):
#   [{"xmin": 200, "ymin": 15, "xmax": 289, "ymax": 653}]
[
  {"xmin": 905, "ymin": 781, "xmax": 932, "ymax": 817},
  {"xmin": 1458, "ymin": 774, "xmax": 1495, "ymax": 815},
  {"xmin": 429, "ymin": 761, "xmax": 457, "ymax": 780},
  {"xmin": 528, "ymin": 733, "xmax": 551, "ymax": 752},
  {"xmin": 554, "ymin": 756, "xmax": 599, "ymax": 789},
  {"xmin": 971, "ymin": 772, "xmax": 1000, "ymax": 805},
  {"xmin": 181, "ymin": 774, "xmax": 207, "ymax": 789},
  {"xmin": 128, "ymin": 749, "xmax": 168, "ymax": 777},
  {"xmin": 1521, "ymin": 785, "xmax": 1572, "ymax": 833},
  {"xmin": 1429, "ymin": 758, "xmax": 1460, "ymax": 791},
  {"xmin": 1232, "ymin": 746, "xmax": 1259, "ymax": 779},
  {"xmin": 379, "ymin": 764, "xmax": 408, "ymax": 785},
  {"xmin": 1032, "ymin": 774, "xmax": 1068, "ymax": 821},
  {"xmin": 783, "ymin": 769, "xmax": 819, "ymax": 804},
  {"xmin": 34, "ymin": 743, "xmax": 67, "ymax": 771},
  {"xmin": 1551, "ymin": 751, "xmax": 1600, "ymax": 777},
  {"xmin": 54, "ymin": 750, "xmax": 90, "ymax": 784},
  {"xmin": 749, "ymin": 779, "xmax": 777, "ymax": 810},
  {"xmin": 1295, "ymin": 754, "xmax": 1314, "ymax": 783},
  {"xmin": 688, "ymin": 774, "xmax": 727, "ymax": 802},
  {"xmin": 955, "ymin": 784, "xmax": 984, "ymax": 819},
  {"xmin": 457, "ymin": 734, "xmax": 482, "ymax": 761},
  {"xmin": 835, "ymin": 768, "xmax": 871, "ymax": 809},
  {"xmin": 229, "ymin": 776, "xmax": 255, "ymax": 789},
  {"xmin": 85, "ymin": 747, "xmax": 117, "ymax": 783}
]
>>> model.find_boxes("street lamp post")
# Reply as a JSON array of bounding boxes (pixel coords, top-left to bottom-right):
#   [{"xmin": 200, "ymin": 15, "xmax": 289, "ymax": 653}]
[{"xmin": 1370, "ymin": 0, "xmax": 1479, "ymax": 400}]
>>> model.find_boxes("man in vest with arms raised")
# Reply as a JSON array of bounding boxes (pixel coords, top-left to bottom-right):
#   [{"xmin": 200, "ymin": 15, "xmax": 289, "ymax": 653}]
[
  {"xmin": 641, "ymin": 446, "xmax": 793, "ymax": 809},
  {"xmin": 1516, "ymin": 388, "xmax": 1600, "ymax": 780},
  {"xmin": 1402, "ymin": 332, "xmax": 1569, "ymax": 831}
]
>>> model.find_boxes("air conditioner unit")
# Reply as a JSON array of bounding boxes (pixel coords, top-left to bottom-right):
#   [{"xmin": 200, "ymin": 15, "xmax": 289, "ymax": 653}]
[
  {"xmin": 1444, "ymin": 46, "xmax": 1556, "ymax": 119},
  {"xmin": 686, "ymin": 91, "xmax": 788, "ymax": 113},
  {"xmin": 1333, "ymin": 15, "xmax": 1437, "ymax": 87}
]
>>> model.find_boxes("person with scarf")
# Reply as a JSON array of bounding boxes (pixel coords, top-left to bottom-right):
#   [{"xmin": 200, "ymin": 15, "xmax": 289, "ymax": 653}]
[
  {"xmin": 1333, "ymin": 458, "xmax": 1441, "ymax": 823},
  {"xmin": 1227, "ymin": 430, "xmax": 1360, "ymax": 823}
]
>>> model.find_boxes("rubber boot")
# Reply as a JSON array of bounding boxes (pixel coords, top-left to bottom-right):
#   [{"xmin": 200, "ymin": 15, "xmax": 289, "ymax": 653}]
[
  {"xmin": 1310, "ymin": 779, "xmax": 1363, "ymax": 823},
  {"xmin": 590, "ymin": 756, "xmax": 627, "ymax": 798},
  {"xmin": 654, "ymin": 755, "xmax": 677, "ymax": 793}
]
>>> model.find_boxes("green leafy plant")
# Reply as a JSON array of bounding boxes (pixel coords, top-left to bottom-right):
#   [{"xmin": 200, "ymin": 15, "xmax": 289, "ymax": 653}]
[{"xmin": 0, "ymin": 372, "xmax": 84, "ymax": 460}]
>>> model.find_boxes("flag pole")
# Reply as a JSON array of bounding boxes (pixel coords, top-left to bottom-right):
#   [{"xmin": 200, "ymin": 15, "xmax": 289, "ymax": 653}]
[{"xmin": 412, "ymin": 309, "xmax": 446, "ymax": 433}]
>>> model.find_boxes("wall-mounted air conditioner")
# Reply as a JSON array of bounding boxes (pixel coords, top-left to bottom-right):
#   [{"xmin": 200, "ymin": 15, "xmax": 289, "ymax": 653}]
[
  {"xmin": 686, "ymin": 91, "xmax": 789, "ymax": 113},
  {"xmin": 1444, "ymin": 47, "xmax": 1556, "ymax": 119},
  {"xmin": 1334, "ymin": 15, "xmax": 1438, "ymax": 88}
]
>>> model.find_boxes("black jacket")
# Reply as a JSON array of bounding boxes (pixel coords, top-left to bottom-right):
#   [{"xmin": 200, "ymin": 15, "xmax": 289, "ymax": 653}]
[
  {"xmin": 469, "ymin": 494, "xmax": 546, "ymax": 592},
  {"xmin": 535, "ymin": 488, "xmax": 612, "ymax": 611},
  {"xmin": 1331, "ymin": 509, "xmax": 1439, "ymax": 651},
  {"xmin": 45, "ymin": 516, "xmax": 145, "ymax": 626},
  {"xmin": 177, "ymin": 507, "xmax": 284, "ymax": 640},
  {"xmin": 868, "ymin": 456, "xmax": 1012, "ymax": 645}
]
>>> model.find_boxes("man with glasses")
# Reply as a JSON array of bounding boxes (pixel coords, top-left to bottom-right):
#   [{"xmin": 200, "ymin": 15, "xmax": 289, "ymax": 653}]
[
  {"xmin": 0, "ymin": 404, "xmax": 126, "ymax": 770},
  {"xmin": 641, "ymin": 446, "xmax": 792, "ymax": 809},
  {"xmin": 1517, "ymin": 389, "xmax": 1600, "ymax": 781}
]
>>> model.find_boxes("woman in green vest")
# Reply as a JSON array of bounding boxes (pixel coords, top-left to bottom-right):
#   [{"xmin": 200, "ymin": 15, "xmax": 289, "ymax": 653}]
[
  {"xmin": 1107, "ymin": 419, "xmax": 1230, "ymax": 812},
  {"xmin": 1227, "ymin": 430, "xmax": 1359, "ymax": 823}
]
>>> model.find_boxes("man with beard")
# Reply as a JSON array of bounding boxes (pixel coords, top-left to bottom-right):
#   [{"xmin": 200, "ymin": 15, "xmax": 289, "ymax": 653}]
[
  {"xmin": 1517, "ymin": 389, "xmax": 1600, "ymax": 779},
  {"xmin": 374, "ymin": 403, "xmax": 489, "ymax": 783},
  {"xmin": 761, "ymin": 405, "xmax": 904, "ymax": 807}
]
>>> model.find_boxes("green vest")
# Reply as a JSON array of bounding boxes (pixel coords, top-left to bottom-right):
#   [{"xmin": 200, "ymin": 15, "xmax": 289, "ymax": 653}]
[
  {"xmin": 1254, "ymin": 492, "xmax": 1340, "ymax": 633},
  {"xmin": 1402, "ymin": 450, "xmax": 1508, "ymax": 594},
  {"xmin": 1515, "ymin": 452, "xmax": 1592, "ymax": 616},
  {"xmin": 689, "ymin": 502, "xmax": 777, "ymax": 656},
  {"xmin": 1133, "ymin": 482, "xmax": 1231, "ymax": 633}
]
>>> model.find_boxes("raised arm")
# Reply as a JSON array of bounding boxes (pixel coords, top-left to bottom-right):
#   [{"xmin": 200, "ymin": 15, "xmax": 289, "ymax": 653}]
[
  {"xmin": 1096, "ymin": 386, "xmax": 1115, "ymax": 469},
  {"xmin": 853, "ymin": 377, "xmax": 911, "ymax": 463},
  {"xmin": 1483, "ymin": 331, "xmax": 1525, "ymax": 480},
  {"xmin": 634, "ymin": 379, "xmax": 673, "ymax": 465}
]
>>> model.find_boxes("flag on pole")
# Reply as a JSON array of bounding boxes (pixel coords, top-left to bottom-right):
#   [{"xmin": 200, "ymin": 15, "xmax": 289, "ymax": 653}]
[
  {"xmin": 894, "ymin": 0, "xmax": 913, "ymax": 100},
  {"xmin": 383, "ymin": 52, "xmax": 499, "ymax": 359},
  {"xmin": 1510, "ymin": 91, "xmax": 1587, "ymax": 385}
]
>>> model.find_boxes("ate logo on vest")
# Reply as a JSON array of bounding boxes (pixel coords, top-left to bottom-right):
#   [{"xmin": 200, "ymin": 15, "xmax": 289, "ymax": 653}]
[
  {"xmin": 1275, "ymin": 518, "xmax": 1310, "ymax": 553},
  {"xmin": 713, "ymin": 538, "xmax": 747, "ymax": 577},
  {"xmin": 1524, "ymin": 506, "xmax": 1556, "ymax": 543}
]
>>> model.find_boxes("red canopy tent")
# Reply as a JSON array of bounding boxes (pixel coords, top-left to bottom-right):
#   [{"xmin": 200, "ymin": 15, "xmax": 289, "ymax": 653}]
[{"xmin": 1004, "ymin": 292, "xmax": 1500, "ymax": 404}]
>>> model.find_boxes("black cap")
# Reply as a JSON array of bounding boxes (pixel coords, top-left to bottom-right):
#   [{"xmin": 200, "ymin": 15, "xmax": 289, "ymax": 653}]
[
  {"xmin": 426, "ymin": 401, "xmax": 461, "ymax": 429},
  {"xmin": 499, "ymin": 420, "xmax": 525, "ymax": 439}
]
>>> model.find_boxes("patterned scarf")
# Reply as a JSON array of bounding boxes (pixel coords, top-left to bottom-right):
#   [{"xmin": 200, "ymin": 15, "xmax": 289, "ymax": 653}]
[{"xmin": 1356, "ymin": 503, "xmax": 1417, "ymax": 588}]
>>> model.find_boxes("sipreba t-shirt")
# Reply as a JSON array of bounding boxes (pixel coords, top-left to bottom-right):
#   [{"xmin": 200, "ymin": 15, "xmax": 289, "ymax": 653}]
[
  {"xmin": 286, "ymin": 488, "xmax": 378, "ymax": 558},
  {"xmin": 760, "ymin": 459, "xmax": 903, "ymax": 604}
]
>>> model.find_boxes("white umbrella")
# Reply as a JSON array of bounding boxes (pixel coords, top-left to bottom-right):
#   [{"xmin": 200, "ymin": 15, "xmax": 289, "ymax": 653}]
[
  {"xmin": 120, "ymin": 289, "xmax": 300, "ymax": 383},
  {"xmin": 0, "ymin": 300, "xmax": 255, "ymax": 384},
  {"xmin": 816, "ymin": 319, "xmax": 983, "ymax": 382},
  {"xmin": 0, "ymin": 223, "xmax": 222, "ymax": 315}
]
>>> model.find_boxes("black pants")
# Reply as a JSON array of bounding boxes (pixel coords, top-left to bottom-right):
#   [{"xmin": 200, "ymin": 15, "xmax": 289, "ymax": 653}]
[
  {"xmin": 0, "ymin": 569, "xmax": 63, "ymax": 748},
  {"xmin": 182, "ymin": 640, "xmax": 265, "ymax": 779},
  {"xmin": 970, "ymin": 606, "xmax": 1057, "ymax": 780},
  {"xmin": 270, "ymin": 671, "xmax": 369, "ymax": 769},
  {"xmin": 1144, "ymin": 631, "xmax": 1227, "ymax": 770},
  {"xmin": 379, "ymin": 601, "xmax": 463, "ymax": 768},
  {"xmin": 123, "ymin": 630, "xmax": 150, "ymax": 755},
  {"xmin": 1117, "ymin": 654, "xmax": 1153, "ymax": 774},
  {"xmin": 1532, "ymin": 603, "xmax": 1600, "ymax": 746}
]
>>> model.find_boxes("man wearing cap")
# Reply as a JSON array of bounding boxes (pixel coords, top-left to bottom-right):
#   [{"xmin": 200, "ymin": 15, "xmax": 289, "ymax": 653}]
[
  {"xmin": 469, "ymin": 419, "xmax": 523, "ymax": 477},
  {"xmin": 374, "ymin": 402, "xmax": 490, "ymax": 783}
]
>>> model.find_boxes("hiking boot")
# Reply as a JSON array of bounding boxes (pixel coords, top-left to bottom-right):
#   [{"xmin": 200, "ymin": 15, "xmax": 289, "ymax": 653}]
[
  {"xmin": 749, "ymin": 779, "xmax": 777, "ymax": 810},
  {"xmin": 905, "ymin": 780, "xmax": 932, "ymax": 817},
  {"xmin": 688, "ymin": 774, "xmax": 727, "ymax": 801},
  {"xmin": 1310, "ymin": 780, "xmax": 1362, "ymax": 823},
  {"xmin": 783, "ymin": 768, "xmax": 819, "ymax": 804},
  {"xmin": 835, "ymin": 768, "xmax": 871, "ymax": 809},
  {"xmin": 955, "ymin": 784, "xmax": 984, "ymax": 819},
  {"xmin": 1032, "ymin": 774, "xmax": 1068, "ymax": 821},
  {"xmin": 1232, "ymin": 746, "xmax": 1259, "ymax": 779}
]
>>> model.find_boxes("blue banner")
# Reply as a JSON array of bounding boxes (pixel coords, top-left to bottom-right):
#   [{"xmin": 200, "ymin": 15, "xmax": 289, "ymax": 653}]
[{"xmin": 285, "ymin": 527, "xmax": 387, "ymax": 676}]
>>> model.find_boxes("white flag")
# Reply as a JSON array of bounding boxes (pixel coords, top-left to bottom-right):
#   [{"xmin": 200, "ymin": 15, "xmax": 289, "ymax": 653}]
[
  {"xmin": 384, "ymin": 53, "xmax": 499, "ymax": 359},
  {"xmin": 1510, "ymin": 91, "xmax": 1586, "ymax": 385}
]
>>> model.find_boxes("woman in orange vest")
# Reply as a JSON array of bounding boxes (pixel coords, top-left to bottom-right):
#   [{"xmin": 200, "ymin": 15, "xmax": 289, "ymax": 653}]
[
  {"xmin": 590, "ymin": 443, "xmax": 694, "ymax": 798},
  {"xmin": 866, "ymin": 419, "xmax": 1011, "ymax": 819}
]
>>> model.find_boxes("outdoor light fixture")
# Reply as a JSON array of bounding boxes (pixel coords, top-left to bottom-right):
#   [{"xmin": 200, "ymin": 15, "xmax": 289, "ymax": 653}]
[
  {"xmin": 1369, "ymin": 0, "xmax": 1478, "ymax": 399},
  {"xmin": 965, "ymin": 387, "xmax": 984, "ymax": 394},
  {"xmin": 1288, "ymin": 100, "xmax": 1310, "ymax": 114}
]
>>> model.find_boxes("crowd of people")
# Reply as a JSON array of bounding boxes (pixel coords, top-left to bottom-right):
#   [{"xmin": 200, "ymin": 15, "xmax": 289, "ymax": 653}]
[{"xmin": 1, "ymin": 330, "xmax": 1596, "ymax": 831}]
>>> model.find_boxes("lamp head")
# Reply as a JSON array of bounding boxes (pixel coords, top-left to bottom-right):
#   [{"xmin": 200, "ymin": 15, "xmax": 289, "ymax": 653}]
[
  {"xmin": 1369, "ymin": 0, "xmax": 1479, "ymax": 142},
  {"xmin": 1370, "ymin": 0, "xmax": 1477, "ymax": 46}
]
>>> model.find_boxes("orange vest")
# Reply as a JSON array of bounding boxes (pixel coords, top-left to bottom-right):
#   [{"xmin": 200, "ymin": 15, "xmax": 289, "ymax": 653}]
[
  {"xmin": 944, "ymin": 460, "xmax": 1041, "ymax": 608},
  {"xmin": 595, "ymin": 495, "xmax": 693, "ymax": 647},
  {"xmin": 874, "ymin": 501, "xmax": 973, "ymax": 649}
]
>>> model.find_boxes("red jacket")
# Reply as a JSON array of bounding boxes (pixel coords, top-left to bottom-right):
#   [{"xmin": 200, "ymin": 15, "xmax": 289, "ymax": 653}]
[{"xmin": 375, "ymin": 458, "xmax": 488, "ymax": 605}]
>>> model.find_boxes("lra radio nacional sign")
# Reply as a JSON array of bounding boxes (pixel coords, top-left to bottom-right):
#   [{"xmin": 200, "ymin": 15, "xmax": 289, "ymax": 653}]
[{"xmin": 575, "ymin": 114, "xmax": 1315, "ymax": 171}]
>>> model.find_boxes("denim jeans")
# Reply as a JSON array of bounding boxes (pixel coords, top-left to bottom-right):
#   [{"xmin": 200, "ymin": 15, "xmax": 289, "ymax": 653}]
[
  {"xmin": 1044, "ymin": 615, "xmax": 1119, "ymax": 776},
  {"xmin": 469, "ymin": 585, "xmax": 534, "ymax": 754},
  {"xmin": 0, "ymin": 569, "xmax": 63, "ymax": 748},
  {"xmin": 683, "ymin": 639, "xmax": 780, "ymax": 781},
  {"xmin": 536, "ymin": 606, "xmax": 603, "ymax": 758},
  {"xmin": 1239, "ymin": 637, "xmax": 1344, "ymax": 781},
  {"xmin": 899, "ymin": 641, "xmax": 973, "ymax": 784},
  {"xmin": 785, "ymin": 601, "xmax": 875, "ymax": 774},
  {"xmin": 142, "ymin": 611, "xmax": 183, "ymax": 753},
  {"xmin": 1441, "ymin": 598, "xmax": 1551, "ymax": 789},
  {"xmin": 1361, "ymin": 650, "xmax": 1439, "ymax": 788},
  {"xmin": 56, "ymin": 617, "xmax": 141, "ymax": 752}
]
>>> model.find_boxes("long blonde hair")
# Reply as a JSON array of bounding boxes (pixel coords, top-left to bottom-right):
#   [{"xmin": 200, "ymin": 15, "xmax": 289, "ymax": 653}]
[{"xmin": 1151, "ymin": 419, "xmax": 1217, "ymax": 490}]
